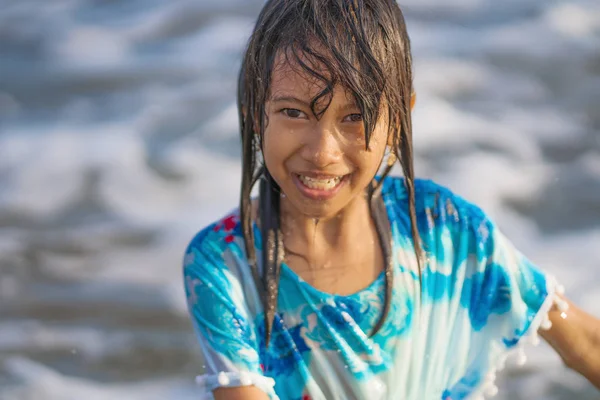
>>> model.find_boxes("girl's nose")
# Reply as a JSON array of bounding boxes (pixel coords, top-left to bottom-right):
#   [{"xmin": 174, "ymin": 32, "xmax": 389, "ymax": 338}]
[{"xmin": 300, "ymin": 126, "xmax": 342, "ymax": 168}]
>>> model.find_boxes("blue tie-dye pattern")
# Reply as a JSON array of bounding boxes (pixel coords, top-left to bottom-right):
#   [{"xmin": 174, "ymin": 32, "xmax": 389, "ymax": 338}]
[
  {"xmin": 257, "ymin": 314, "xmax": 311, "ymax": 377},
  {"xmin": 277, "ymin": 268, "xmax": 316, "ymax": 314},
  {"xmin": 460, "ymin": 263, "xmax": 513, "ymax": 331},
  {"xmin": 303, "ymin": 301, "xmax": 366, "ymax": 351},
  {"xmin": 503, "ymin": 307, "xmax": 543, "ymax": 348},
  {"xmin": 501, "ymin": 259, "xmax": 549, "ymax": 347},
  {"xmin": 185, "ymin": 251, "xmax": 260, "ymax": 371},
  {"xmin": 520, "ymin": 258, "xmax": 549, "ymax": 311},
  {"xmin": 335, "ymin": 297, "xmax": 368, "ymax": 325},
  {"xmin": 421, "ymin": 268, "xmax": 456, "ymax": 301},
  {"xmin": 391, "ymin": 179, "xmax": 495, "ymax": 269},
  {"xmin": 185, "ymin": 223, "xmax": 217, "ymax": 253},
  {"xmin": 412, "ymin": 261, "xmax": 512, "ymax": 333},
  {"xmin": 395, "ymin": 263, "xmax": 420, "ymax": 280},
  {"xmin": 256, "ymin": 313, "xmax": 312, "ymax": 399},
  {"xmin": 502, "ymin": 336, "xmax": 521, "ymax": 348},
  {"xmin": 442, "ymin": 368, "xmax": 483, "ymax": 400},
  {"xmin": 372, "ymin": 290, "xmax": 413, "ymax": 351},
  {"xmin": 183, "ymin": 176, "xmax": 553, "ymax": 400}
]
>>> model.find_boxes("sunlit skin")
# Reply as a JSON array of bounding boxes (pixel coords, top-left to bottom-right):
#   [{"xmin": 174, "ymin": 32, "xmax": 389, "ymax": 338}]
[
  {"xmin": 212, "ymin": 54, "xmax": 600, "ymax": 400},
  {"xmin": 260, "ymin": 53, "xmax": 392, "ymax": 296},
  {"xmin": 543, "ymin": 299, "xmax": 600, "ymax": 389}
]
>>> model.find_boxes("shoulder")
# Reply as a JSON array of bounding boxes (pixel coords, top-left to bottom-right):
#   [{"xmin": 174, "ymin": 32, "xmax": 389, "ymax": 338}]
[
  {"xmin": 183, "ymin": 209, "xmax": 249, "ymax": 283},
  {"xmin": 381, "ymin": 175, "xmax": 490, "ymax": 227},
  {"xmin": 185, "ymin": 210, "xmax": 243, "ymax": 252},
  {"xmin": 183, "ymin": 208, "xmax": 264, "ymax": 313},
  {"xmin": 382, "ymin": 175, "xmax": 497, "ymax": 264}
]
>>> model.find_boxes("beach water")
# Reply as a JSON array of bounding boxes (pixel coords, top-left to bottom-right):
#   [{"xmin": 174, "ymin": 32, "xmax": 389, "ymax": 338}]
[{"xmin": 0, "ymin": 0, "xmax": 599, "ymax": 398}]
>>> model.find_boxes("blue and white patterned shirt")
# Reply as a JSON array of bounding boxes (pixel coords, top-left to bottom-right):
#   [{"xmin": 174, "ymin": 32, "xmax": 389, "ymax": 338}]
[{"xmin": 183, "ymin": 176, "xmax": 557, "ymax": 400}]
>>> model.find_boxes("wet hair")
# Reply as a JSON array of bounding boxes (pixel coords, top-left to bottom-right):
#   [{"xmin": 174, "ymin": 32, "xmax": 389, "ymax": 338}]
[{"xmin": 238, "ymin": 0, "xmax": 422, "ymax": 346}]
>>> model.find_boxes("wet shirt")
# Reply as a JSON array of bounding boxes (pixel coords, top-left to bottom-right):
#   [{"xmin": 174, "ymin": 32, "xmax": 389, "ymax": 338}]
[{"xmin": 183, "ymin": 176, "xmax": 557, "ymax": 400}]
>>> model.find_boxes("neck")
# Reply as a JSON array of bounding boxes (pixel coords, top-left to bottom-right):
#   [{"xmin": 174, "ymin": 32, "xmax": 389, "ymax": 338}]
[{"xmin": 280, "ymin": 192, "xmax": 375, "ymax": 269}]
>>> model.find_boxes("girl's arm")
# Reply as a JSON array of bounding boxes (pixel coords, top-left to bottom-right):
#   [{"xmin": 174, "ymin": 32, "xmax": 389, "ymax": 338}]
[
  {"xmin": 540, "ymin": 296, "xmax": 600, "ymax": 389},
  {"xmin": 184, "ymin": 223, "xmax": 278, "ymax": 400},
  {"xmin": 213, "ymin": 387, "xmax": 271, "ymax": 400}
]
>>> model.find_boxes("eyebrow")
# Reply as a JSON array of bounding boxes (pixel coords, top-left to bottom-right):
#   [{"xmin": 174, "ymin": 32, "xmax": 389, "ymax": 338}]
[
  {"xmin": 269, "ymin": 95, "xmax": 311, "ymax": 108},
  {"xmin": 270, "ymin": 95, "xmax": 360, "ymax": 113}
]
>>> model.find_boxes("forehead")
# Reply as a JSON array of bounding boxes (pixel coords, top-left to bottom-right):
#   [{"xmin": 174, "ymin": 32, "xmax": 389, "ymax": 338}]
[{"xmin": 269, "ymin": 49, "xmax": 334, "ymax": 99}]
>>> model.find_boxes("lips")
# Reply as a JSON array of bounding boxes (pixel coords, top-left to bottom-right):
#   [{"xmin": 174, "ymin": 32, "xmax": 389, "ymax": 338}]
[
  {"xmin": 292, "ymin": 173, "xmax": 349, "ymax": 200},
  {"xmin": 297, "ymin": 174, "xmax": 342, "ymax": 190}
]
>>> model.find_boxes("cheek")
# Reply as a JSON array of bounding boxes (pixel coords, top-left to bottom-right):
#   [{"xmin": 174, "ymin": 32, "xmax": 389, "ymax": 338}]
[
  {"xmin": 351, "ymin": 134, "xmax": 387, "ymax": 167},
  {"xmin": 262, "ymin": 126, "xmax": 293, "ymax": 171},
  {"xmin": 369, "ymin": 127, "xmax": 390, "ymax": 157},
  {"xmin": 262, "ymin": 134, "xmax": 279, "ymax": 171}
]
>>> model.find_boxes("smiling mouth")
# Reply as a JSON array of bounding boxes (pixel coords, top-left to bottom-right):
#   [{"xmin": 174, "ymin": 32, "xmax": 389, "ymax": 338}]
[
  {"xmin": 292, "ymin": 173, "xmax": 349, "ymax": 200},
  {"xmin": 297, "ymin": 174, "xmax": 343, "ymax": 190}
]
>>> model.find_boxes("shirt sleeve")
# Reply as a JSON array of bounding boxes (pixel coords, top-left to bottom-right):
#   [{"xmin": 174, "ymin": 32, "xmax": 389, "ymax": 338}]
[
  {"xmin": 445, "ymin": 206, "xmax": 560, "ymax": 399},
  {"xmin": 183, "ymin": 228, "xmax": 278, "ymax": 400}
]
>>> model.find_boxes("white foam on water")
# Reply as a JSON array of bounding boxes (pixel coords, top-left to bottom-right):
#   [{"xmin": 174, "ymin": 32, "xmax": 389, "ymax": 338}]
[
  {"xmin": 544, "ymin": 2, "xmax": 600, "ymax": 39},
  {"xmin": 53, "ymin": 26, "xmax": 132, "ymax": 67},
  {"xmin": 0, "ymin": 0, "xmax": 599, "ymax": 398},
  {"xmin": 173, "ymin": 17, "xmax": 256, "ymax": 62},
  {"xmin": 2, "ymin": 357, "xmax": 198, "ymax": 400}
]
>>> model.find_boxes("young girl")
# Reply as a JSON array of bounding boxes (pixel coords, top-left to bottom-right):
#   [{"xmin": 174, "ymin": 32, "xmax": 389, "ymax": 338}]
[{"xmin": 183, "ymin": 1, "xmax": 600, "ymax": 399}]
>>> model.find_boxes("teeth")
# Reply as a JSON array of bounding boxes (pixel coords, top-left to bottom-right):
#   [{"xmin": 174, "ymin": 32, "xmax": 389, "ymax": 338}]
[{"xmin": 298, "ymin": 175, "xmax": 342, "ymax": 190}]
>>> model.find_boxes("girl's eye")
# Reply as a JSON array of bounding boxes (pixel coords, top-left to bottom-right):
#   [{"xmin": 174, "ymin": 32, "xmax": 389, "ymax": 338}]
[
  {"xmin": 344, "ymin": 113, "xmax": 363, "ymax": 123},
  {"xmin": 281, "ymin": 108, "xmax": 307, "ymax": 119}
]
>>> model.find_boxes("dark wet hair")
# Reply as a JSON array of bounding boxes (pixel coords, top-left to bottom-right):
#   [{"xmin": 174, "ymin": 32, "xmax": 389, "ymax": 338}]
[{"xmin": 238, "ymin": 0, "xmax": 422, "ymax": 346}]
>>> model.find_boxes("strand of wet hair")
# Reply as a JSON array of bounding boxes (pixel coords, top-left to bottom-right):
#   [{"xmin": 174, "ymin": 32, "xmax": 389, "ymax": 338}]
[
  {"xmin": 239, "ymin": 63, "xmax": 263, "ymax": 291},
  {"xmin": 259, "ymin": 172, "xmax": 283, "ymax": 347},
  {"xmin": 398, "ymin": 124, "xmax": 424, "ymax": 298},
  {"xmin": 238, "ymin": 0, "xmax": 424, "ymax": 346},
  {"xmin": 368, "ymin": 175, "xmax": 394, "ymax": 336}
]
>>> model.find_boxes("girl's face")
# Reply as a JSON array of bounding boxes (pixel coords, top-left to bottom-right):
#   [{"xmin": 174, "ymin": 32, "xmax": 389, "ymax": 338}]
[{"xmin": 262, "ymin": 54, "xmax": 390, "ymax": 219}]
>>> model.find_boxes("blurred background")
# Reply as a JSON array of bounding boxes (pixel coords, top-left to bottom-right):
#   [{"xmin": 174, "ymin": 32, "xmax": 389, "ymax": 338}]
[{"xmin": 0, "ymin": 0, "xmax": 599, "ymax": 399}]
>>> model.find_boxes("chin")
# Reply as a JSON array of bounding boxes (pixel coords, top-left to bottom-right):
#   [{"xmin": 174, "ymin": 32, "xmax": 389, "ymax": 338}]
[
  {"xmin": 282, "ymin": 192, "xmax": 349, "ymax": 220},
  {"xmin": 297, "ymin": 204, "xmax": 340, "ymax": 219}
]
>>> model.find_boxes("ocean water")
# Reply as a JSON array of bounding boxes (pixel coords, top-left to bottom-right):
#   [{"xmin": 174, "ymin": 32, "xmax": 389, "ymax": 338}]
[{"xmin": 0, "ymin": 0, "xmax": 598, "ymax": 399}]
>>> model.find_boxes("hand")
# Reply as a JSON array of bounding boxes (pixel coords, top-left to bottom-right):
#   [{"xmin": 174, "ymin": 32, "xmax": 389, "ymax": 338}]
[{"xmin": 540, "ymin": 295, "xmax": 600, "ymax": 390}]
